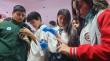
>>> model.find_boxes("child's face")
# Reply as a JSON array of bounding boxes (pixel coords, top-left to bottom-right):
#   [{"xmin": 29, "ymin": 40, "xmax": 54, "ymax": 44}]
[
  {"xmin": 12, "ymin": 11, "xmax": 26, "ymax": 23},
  {"xmin": 30, "ymin": 19, "xmax": 41, "ymax": 29},
  {"xmin": 78, "ymin": 0, "xmax": 90, "ymax": 17},
  {"xmin": 57, "ymin": 15, "xmax": 65, "ymax": 27},
  {"xmin": 72, "ymin": 20, "xmax": 79, "ymax": 30}
]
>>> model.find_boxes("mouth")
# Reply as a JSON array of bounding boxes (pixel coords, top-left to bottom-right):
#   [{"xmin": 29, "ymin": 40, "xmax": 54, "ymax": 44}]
[{"xmin": 17, "ymin": 19, "xmax": 23, "ymax": 22}]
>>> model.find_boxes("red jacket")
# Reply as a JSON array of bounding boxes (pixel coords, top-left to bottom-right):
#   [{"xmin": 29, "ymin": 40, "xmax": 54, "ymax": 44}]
[{"xmin": 76, "ymin": 9, "xmax": 110, "ymax": 61}]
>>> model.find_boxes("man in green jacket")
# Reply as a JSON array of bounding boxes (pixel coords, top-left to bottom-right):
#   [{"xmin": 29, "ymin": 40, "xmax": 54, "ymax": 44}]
[{"xmin": 0, "ymin": 5, "xmax": 28, "ymax": 61}]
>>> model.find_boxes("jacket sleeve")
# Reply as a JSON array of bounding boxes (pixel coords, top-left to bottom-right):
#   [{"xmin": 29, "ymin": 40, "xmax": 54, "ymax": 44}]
[{"xmin": 76, "ymin": 9, "xmax": 110, "ymax": 61}]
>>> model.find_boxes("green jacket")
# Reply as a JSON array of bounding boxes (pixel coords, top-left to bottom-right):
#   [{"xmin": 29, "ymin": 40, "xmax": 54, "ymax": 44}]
[{"xmin": 0, "ymin": 20, "xmax": 28, "ymax": 61}]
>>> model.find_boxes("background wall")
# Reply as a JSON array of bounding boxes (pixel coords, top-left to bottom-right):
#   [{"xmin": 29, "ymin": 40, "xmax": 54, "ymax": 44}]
[
  {"xmin": 0, "ymin": 0, "xmax": 72, "ymax": 24},
  {"xmin": 1, "ymin": 0, "xmax": 110, "ymax": 24}
]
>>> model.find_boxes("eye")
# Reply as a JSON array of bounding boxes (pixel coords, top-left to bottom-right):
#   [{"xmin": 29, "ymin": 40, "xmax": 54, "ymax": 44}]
[
  {"xmin": 16, "ymin": 13, "xmax": 21, "ymax": 16},
  {"xmin": 16, "ymin": 12, "xmax": 25, "ymax": 17}
]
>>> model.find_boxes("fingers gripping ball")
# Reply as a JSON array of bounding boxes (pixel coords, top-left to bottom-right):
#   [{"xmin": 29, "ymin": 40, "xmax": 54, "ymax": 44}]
[{"xmin": 42, "ymin": 27, "xmax": 57, "ymax": 36}]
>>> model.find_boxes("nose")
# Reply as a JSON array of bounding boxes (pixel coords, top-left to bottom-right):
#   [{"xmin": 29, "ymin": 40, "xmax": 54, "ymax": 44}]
[
  {"xmin": 20, "ymin": 15, "xmax": 23, "ymax": 18},
  {"xmin": 20, "ymin": 14, "xmax": 25, "ymax": 20},
  {"xmin": 60, "ymin": 19, "xmax": 63, "ymax": 23}
]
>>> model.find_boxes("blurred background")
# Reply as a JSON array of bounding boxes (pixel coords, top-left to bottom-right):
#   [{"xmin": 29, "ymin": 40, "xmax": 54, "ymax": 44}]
[
  {"xmin": 0, "ymin": 0, "xmax": 110, "ymax": 24},
  {"xmin": 0, "ymin": 0, "xmax": 71, "ymax": 24}
]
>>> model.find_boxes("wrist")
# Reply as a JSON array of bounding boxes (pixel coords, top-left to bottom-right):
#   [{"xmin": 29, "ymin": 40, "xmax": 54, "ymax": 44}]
[
  {"xmin": 70, "ymin": 47, "xmax": 73, "ymax": 58},
  {"xmin": 69, "ymin": 47, "xmax": 77, "ymax": 58}
]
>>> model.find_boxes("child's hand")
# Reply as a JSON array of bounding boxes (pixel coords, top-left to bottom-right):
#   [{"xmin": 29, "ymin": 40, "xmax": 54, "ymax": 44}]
[
  {"xmin": 20, "ymin": 27, "xmax": 32, "ymax": 36},
  {"xmin": 20, "ymin": 28, "xmax": 37, "ymax": 41},
  {"xmin": 58, "ymin": 43, "xmax": 70, "ymax": 54}
]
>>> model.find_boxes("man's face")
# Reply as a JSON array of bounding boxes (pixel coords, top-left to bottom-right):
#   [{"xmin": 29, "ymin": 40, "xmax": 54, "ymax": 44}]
[
  {"xmin": 30, "ymin": 19, "xmax": 41, "ymax": 29},
  {"xmin": 12, "ymin": 11, "xmax": 26, "ymax": 23},
  {"xmin": 57, "ymin": 15, "xmax": 65, "ymax": 27},
  {"xmin": 79, "ymin": 0, "xmax": 90, "ymax": 17}
]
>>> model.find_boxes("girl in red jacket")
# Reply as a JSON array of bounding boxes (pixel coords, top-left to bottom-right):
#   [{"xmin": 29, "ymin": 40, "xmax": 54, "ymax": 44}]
[{"xmin": 58, "ymin": 0, "xmax": 110, "ymax": 61}]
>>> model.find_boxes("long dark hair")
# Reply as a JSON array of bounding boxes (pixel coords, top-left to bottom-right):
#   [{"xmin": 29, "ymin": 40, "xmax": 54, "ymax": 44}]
[
  {"xmin": 57, "ymin": 9, "xmax": 71, "ymax": 33},
  {"xmin": 71, "ymin": 0, "xmax": 85, "ymax": 35},
  {"xmin": 68, "ymin": 0, "xmax": 93, "ymax": 47},
  {"xmin": 57, "ymin": 9, "xmax": 80, "ymax": 47},
  {"xmin": 67, "ymin": 0, "xmax": 82, "ymax": 47},
  {"xmin": 69, "ymin": 0, "xmax": 109, "ymax": 47},
  {"xmin": 71, "ymin": 0, "xmax": 94, "ymax": 36}
]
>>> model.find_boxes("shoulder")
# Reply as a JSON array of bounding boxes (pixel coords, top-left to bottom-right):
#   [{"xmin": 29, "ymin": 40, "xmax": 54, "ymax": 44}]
[
  {"xmin": 40, "ymin": 24, "xmax": 48, "ymax": 29},
  {"xmin": 98, "ymin": 9, "xmax": 110, "ymax": 17},
  {"xmin": 0, "ymin": 21, "xmax": 10, "ymax": 25},
  {"xmin": 0, "ymin": 19, "xmax": 4, "ymax": 23},
  {"xmin": 98, "ymin": 9, "xmax": 110, "ymax": 19},
  {"xmin": 97, "ymin": 9, "xmax": 110, "ymax": 28}
]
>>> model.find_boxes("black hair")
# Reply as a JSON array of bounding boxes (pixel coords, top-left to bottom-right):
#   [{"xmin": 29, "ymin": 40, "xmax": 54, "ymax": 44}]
[
  {"xmin": 72, "ymin": 0, "xmax": 93, "ymax": 17},
  {"xmin": 56, "ymin": 9, "xmax": 79, "ymax": 47},
  {"xmin": 13, "ymin": 5, "xmax": 26, "ymax": 13},
  {"xmin": 49, "ymin": 20, "xmax": 56, "ymax": 27},
  {"xmin": 71, "ymin": 0, "xmax": 87, "ymax": 34},
  {"xmin": 57, "ymin": 9, "xmax": 71, "ymax": 33},
  {"xmin": 67, "ymin": 0, "xmax": 84, "ymax": 47},
  {"xmin": 81, "ymin": 0, "xmax": 93, "ymax": 8},
  {"xmin": 93, "ymin": 0, "xmax": 108, "ymax": 12},
  {"xmin": 27, "ymin": 11, "xmax": 42, "ymax": 22}
]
